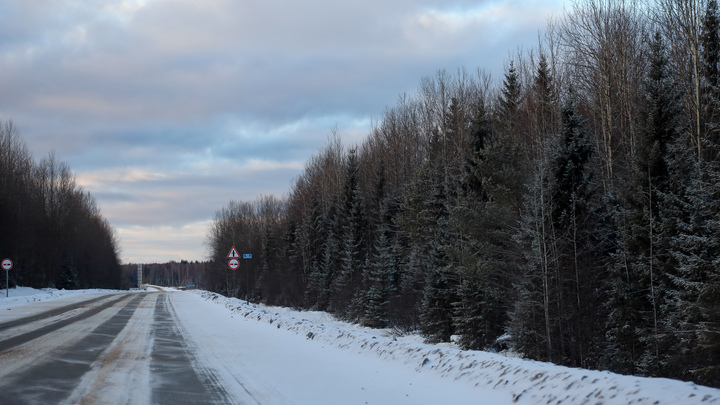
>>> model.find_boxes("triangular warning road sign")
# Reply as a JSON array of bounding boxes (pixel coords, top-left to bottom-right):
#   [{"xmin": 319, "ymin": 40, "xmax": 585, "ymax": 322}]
[{"xmin": 227, "ymin": 246, "xmax": 240, "ymax": 259}]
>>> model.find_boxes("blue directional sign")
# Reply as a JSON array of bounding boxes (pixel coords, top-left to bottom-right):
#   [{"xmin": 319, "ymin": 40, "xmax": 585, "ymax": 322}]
[{"xmin": 243, "ymin": 254, "xmax": 252, "ymax": 259}]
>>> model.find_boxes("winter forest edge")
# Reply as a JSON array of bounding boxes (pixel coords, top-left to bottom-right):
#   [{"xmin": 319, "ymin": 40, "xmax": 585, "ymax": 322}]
[
  {"xmin": 0, "ymin": 123, "xmax": 122, "ymax": 291},
  {"xmin": 205, "ymin": 0, "xmax": 720, "ymax": 389}
]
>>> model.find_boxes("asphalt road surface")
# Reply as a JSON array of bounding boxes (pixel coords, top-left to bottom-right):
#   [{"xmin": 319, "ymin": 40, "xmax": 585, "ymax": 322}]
[{"xmin": 0, "ymin": 292, "xmax": 233, "ymax": 405}]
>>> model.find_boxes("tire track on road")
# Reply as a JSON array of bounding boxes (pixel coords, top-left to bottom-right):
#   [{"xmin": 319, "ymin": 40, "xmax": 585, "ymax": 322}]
[
  {"xmin": 68, "ymin": 293, "xmax": 159, "ymax": 405},
  {"xmin": 0, "ymin": 294, "xmax": 114, "ymax": 333},
  {"xmin": 0, "ymin": 294, "xmax": 131, "ymax": 353},
  {"xmin": 0, "ymin": 294, "xmax": 147, "ymax": 404}
]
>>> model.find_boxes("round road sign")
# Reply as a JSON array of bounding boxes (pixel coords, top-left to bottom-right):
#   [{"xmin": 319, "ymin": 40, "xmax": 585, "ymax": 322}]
[
  {"xmin": 1, "ymin": 259, "xmax": 12, "ymax": 271},
  {"xmin": 228, "ymin": 258, "xmax": 240, "ymax": 270}
]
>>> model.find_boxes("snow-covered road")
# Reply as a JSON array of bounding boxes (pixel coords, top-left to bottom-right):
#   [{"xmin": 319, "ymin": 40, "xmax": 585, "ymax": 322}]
[
  {"xmin": 1, "ymin": 287, "xmax": 720, "ymax": 404},
  {"xmin": 0, "ymin": 292, "xmax": 225, "ymax": 404}
]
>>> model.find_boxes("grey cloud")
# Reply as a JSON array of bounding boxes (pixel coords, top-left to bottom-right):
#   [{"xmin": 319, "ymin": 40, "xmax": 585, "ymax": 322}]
[
  {"xmin": 3, "ymin": 0, "xmax": 534, "ymax": 123},
  {"xmin": 91, "ymin": 165, "xmax": 300, "ymax": 227},
  {"xmin": 0, "ymin": 0, "xmax": 564, "ymax": 262}
]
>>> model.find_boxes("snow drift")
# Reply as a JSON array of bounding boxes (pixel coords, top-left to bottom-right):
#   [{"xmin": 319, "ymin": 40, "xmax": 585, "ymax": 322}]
[{"xmin": 195, "ymin": 290, "xmax": 720, "ymax": 405}]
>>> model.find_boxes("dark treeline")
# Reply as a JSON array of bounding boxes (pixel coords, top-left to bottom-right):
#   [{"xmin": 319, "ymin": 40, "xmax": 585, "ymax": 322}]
[
  {"xmin": 207, "ymin": 0, "xmax": 720, "ymax": 387},
  {"xmin": 121, "ymin": 261, "xmax": 211, "ymax": 288},
  {"xmin": 0, "ymin": 121, "xmax": 122, "ymax": 289}
]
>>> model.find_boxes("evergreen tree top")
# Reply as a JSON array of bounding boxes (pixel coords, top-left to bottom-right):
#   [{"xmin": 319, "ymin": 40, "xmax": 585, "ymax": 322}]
[{"xmin": 498, "ymin": 61, "xmax": 522, "ymax": 128}]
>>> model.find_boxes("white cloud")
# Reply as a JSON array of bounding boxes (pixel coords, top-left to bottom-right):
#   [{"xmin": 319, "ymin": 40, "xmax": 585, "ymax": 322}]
[
  {"xmin": 105, "ymin": 0, "xmax": 151, "ymax": 23},
  {"xmin": 76, "ymin": 167, "xmax": 170, "ymax": 188},
  {"xmin": 240, "ymin": 159, "xmax": 304, "ymax": 172},
  {"xmin": 0, "ymin": 0, "xmax": 565, "ymax": 262},
  {"xmin": 118, "ymin": 220, "xmax": 212, "ymax": 263}
]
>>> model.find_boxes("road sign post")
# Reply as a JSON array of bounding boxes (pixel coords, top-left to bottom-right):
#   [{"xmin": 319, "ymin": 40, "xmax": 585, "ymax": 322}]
[
  {"xmin": 227, "ymin": 247, "xmax": 240, "ymax": 297},
  {"xmin": 243, "ymin": 254, "xmax": 252, "ymax": 304},
  {"xmin": 2, "ymin": 258, "xmax": 13, "ymax": 298}
]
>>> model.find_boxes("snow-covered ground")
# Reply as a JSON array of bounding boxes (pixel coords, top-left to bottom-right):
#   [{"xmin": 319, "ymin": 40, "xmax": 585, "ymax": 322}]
[
  {"xmin": 2, "ymin": 286, "xmax": 720, "ymax": 405},
  {"xmin": 185, "ymin": 290, "xmax": 720, "ymax": 405},
  {"xmin": 0, "ymin": 286, "xmax": 125, "ymax": 307}
]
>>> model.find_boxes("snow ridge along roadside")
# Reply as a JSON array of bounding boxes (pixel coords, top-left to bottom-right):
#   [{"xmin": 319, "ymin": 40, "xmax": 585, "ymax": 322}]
[{"xmin": 194, "ymin": 290, "xmax": 720, "ymax": 405}]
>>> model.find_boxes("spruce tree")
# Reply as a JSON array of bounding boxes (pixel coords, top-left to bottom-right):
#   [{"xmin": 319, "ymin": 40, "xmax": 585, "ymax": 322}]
[
  {"xmin": 454, "ymin": 63, "xmax": 526, "ymax": 352},
  {"xmin": 418, "ymin": 162, "xmax": 459, "ymax": 342},
  {"xmin": 395, "ymin": 163, "xmax": 439, "ymax": 329},
  {"xmin": 684, "ymin": 3, "xmax": 720, "ymax": 382},
  {"xmin": 497, "ymin": 61, "xmax": 522, "ymax": 136},
  {"xmin": 511, "ymin": 91, "xmax": 600, "ymax": 365},
  {"xmin": 661, "ymin": 132, "xmax": 706, "ymax": 380},
  {"xmin": 301, "ymin": 193, "xmax": 326, "ymax": 308},
  {"xmin": 420, "ymin": 263, "xmax": 457, "ymax": 343},
  {"xmin": 702, "ymin": 0, "xmax": 720, "ymax": 156},
  {"xmin": 451, "ymin": 96, "xmax": 509, "ymax": 350},
  {"xmin": 512, "ymin": 145, "xmax": 556, "ymax": 362},
  {"xmin": 420, "ymin": 210, "xmax": 458, "ymax": 343},
  {"xmin": 362, "ymin": 223, "xmax": 398, "ymax": 328},
  {"xmin": 553, "ymin": 92, "xmax": 602, "ymax": 367},
  {"xmin": 315, "ymin": 195, "xmax": 341, "ymax": 311},
  {"xmin": 530, "ymin": 52, "xmax": 557, "ymax": 156},
  {"xmin": 255, "ymin": 228, "xmax": 279, "ymax": 302},
  {"xmin": 703, "ymin": 0, "xmax": 720, "ymax": 88},
  {"xmin": 331, "ymin": 148, "xmax": 367, "ymax": 318},
  {"xmin": 606, "ymin": 32, "xmax": 687, "ymax": 376},
  {"xmin": 690, "ymin": 158, "xmax": 720, "ymax": 385}
]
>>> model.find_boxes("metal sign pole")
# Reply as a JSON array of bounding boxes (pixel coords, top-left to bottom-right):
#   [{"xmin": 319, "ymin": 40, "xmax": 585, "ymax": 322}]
[
  {"xmin": 228, "ymin": 255, "xmax": 240, "ymax": 298},
  {"xmin": 2, "ymin": 259, "xmax": 12, "ymax": 298},
  {"xmin": 243, "ymin": 254, "xmax": 252, "ymax": 305}
]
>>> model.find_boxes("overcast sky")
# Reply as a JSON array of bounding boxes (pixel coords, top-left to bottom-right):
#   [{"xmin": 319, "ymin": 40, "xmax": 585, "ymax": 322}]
[{"xmin": 0, "ymin": 0, "xmax": 564, "ymax": 264}]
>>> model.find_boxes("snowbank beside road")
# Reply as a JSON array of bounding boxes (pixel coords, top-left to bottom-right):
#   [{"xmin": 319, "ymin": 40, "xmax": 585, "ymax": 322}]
[
  {"xmin": 195, "ymin": 290, "xmax": 720, "ymax": 405},
  {"xmin": 0, "ymin": 287, "xmax": 122, "ymax": 308}
]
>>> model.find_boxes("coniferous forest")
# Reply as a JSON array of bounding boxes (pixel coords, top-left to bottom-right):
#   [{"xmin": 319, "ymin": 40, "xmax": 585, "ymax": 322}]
[
  {"xmin": 207, "ymin": 0, "xmax": 720, "ymax": 387},
  {"xmin": 0, "ymin": 121, "xmax": 122, "ymax": 290}
]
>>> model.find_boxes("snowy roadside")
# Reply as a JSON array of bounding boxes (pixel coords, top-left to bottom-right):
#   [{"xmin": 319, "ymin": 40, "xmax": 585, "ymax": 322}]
[
  {"xmin": 0, "ymin": 287, "xmax": 125, "ymax": 308},
  {"xmin": 194, "ymin": 290, "xmax": 720, "ymax": 405}
]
